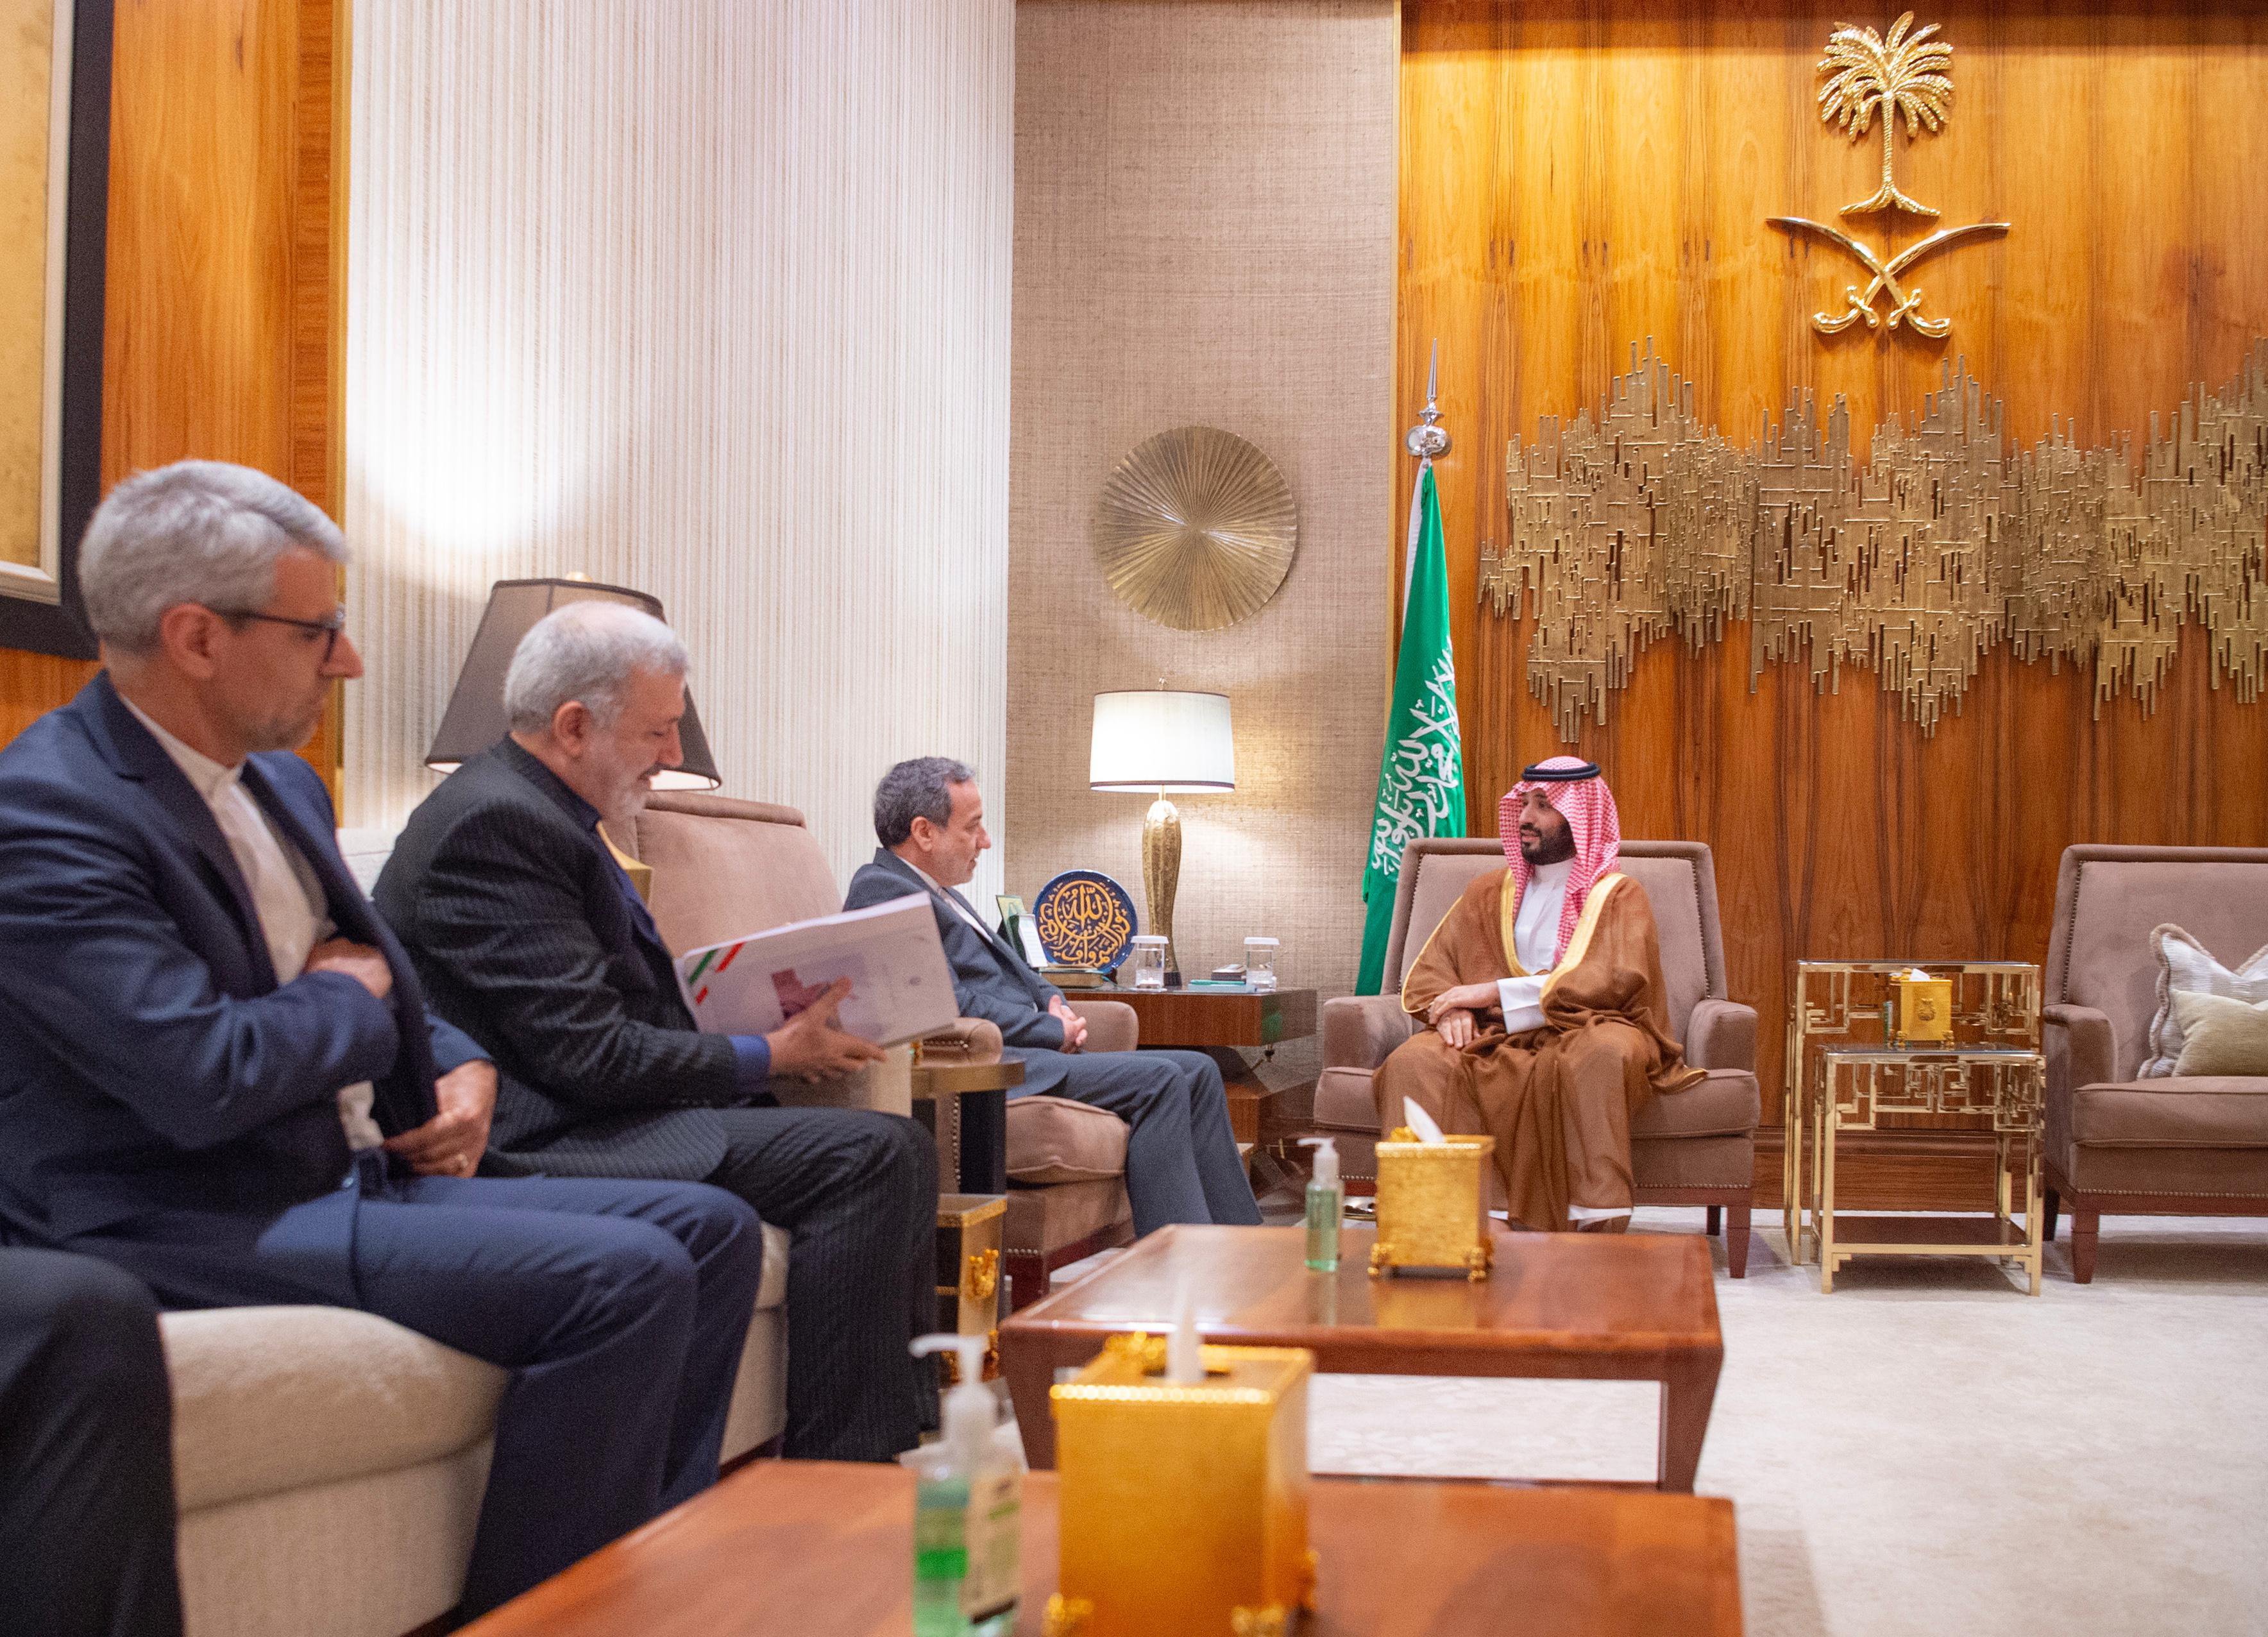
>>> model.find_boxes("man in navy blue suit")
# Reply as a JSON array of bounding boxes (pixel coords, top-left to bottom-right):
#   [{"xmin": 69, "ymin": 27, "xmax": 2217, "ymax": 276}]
[{"xmin": 0, "ymin": 461, "xmax": 764, "ymax": 1622}]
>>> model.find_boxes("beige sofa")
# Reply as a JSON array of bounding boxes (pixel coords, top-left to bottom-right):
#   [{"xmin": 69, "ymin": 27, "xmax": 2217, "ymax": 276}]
[
  {"xmin": 153, "ymin": 811, "xmax": 865, "ymax": 1637},
  {"xmin": 2040, "ymin": 844, "xmax": 2268, "ymax": 1280},
  {"xmin": 162, "ymin": 794, "xmax": 1141, "ymax": 1636},
  {"xmin": 1315, "ymin": 838, "xmax": 1761, "ymax": 1275},
  {"xmin": 162, "ymin": 1246, "xmax": 790, "ymax": 1637}
]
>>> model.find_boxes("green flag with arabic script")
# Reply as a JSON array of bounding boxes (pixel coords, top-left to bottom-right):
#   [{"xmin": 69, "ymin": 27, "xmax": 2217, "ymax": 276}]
[{"xmin": 1357, "ymin": 460, "xmax": 1466, "ymax": 994}]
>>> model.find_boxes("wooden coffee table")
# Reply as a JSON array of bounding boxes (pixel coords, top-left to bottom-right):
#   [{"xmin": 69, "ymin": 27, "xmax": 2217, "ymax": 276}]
[
  {"xmin": 999, "ymin": 1224, "xmax": 1722, "ymax": 1490},
  {"xmin": 462, "ymin": 1459, "xmax": 1744, "ymax": 1636}
]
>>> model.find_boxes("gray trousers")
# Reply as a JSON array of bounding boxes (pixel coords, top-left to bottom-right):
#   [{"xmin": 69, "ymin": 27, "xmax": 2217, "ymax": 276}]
[
  {"xmin": 703, "ymin": 1107, "xmax": 937, "ymax": 1462},
  {"xmin": 1008, "ymin": 1047, "xmax": 1262, "ymax": 1235}
]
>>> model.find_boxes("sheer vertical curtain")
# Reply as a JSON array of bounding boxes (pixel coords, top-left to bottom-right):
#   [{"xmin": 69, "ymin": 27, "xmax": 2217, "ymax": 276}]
[{"xmin": 344, "ymin": 0, "xmax": 1012, "ymax": 904}]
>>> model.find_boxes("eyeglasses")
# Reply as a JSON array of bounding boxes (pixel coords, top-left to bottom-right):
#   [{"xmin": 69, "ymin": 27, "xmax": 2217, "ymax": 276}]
[{"xmin": 218, "ymin": 604, "xmax": 350, "ymax": 663}]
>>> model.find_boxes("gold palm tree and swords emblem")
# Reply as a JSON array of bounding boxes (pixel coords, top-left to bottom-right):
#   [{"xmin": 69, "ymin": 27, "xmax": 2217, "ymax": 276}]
[{"xmin": 1769, "ymin": 13, "xmax": 2008, "ymax": 339}]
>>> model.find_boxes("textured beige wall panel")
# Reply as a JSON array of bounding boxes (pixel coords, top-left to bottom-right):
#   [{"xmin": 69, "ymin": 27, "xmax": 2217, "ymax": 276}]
[
  {"xmin": 1009, "ymin": 0, "xmax": 1398, "ymax": 999},
  {"xmin": 344, "ymin": 0, "xmax": 1013, "ymax": 904}
]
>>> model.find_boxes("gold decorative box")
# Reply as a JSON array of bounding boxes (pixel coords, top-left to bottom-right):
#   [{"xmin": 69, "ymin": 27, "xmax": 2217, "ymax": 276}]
[
  {"xmin": 935, "ymin": 1193, "xmax": 1005, "ymax": 1379},
  {"xmin": 1048, "ymin": 1334, "xmax": 1314, "ymax": 1636},
  {"xmin": 1370, "ymin": 1128, "xmax": 1494, "ymax": 1278},
  {"xmin": 1893, "ymin": 975, "xmax": 1954, "ymax": 1045}
]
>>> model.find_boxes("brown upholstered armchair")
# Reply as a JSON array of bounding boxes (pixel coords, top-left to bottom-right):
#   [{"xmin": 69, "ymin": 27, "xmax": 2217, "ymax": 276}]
[
  {"xmin": 1315, "ymin": 838, "xmax": 1761, "ymax": 1275},
  {"xmin": 2040, "ymin": 844, "xmax": 2268, "ymax": 1281},
  {"xmin": 623, "ymin": 793, "xmax": 1135, "ymax": 1312}
]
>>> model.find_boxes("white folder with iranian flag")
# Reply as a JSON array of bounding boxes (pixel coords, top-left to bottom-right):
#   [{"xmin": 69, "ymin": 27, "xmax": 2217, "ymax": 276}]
[{"xmin": 673, "ymin": 894, "xmax": 958, "ymax": 1046}]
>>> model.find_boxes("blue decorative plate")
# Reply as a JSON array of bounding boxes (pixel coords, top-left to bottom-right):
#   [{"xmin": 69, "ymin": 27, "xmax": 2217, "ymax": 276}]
[{"xmin": 1030, "ymin": 870, "xmax": 1140, "ymax": 970}]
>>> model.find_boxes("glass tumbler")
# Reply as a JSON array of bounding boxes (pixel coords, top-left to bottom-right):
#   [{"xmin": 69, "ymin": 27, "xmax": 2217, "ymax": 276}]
[
  {"xmin": 1127, "ymin": 935, "xmax": 1169, "ymax": 990},
  {"xmin": 1244, "ymin": 937, "xmax": 1279, "ymax": 992}
]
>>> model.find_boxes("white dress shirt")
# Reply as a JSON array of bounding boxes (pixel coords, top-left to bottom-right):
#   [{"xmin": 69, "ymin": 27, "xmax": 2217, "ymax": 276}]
[
  {"xmin": 1495, "ymin": 857, "xmax": 1572, "ymax": 1035},
  {"xmin": 906, "ymin": 858, "xmax": 999, "ymax": 946},
  {"xmin": 124, "ymin": 700, "xmax": 383, "ymax": 1151}
]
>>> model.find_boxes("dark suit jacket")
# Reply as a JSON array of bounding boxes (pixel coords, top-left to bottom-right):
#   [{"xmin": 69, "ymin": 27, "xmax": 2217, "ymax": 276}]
[
  {"xmin": 374, "ymin": 740, "xmax": 745, "ymax": 1181},
  {"xmin": 0, "ymin": 674, "xmax": 478, "ymax": 1241},
  {"xmin": 843, "ymin": 851, "xmax": 1081, "ymax": 1098}
]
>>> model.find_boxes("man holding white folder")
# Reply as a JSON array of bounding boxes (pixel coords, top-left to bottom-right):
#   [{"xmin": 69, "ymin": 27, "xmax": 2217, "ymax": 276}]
[
  {"xmin": 376, "ymin": 604, "xmax": 936, "ymax": 1463},
  {"xmin": 847, "ymin": 758, "xmax": 1260, "ymax": 1235}
]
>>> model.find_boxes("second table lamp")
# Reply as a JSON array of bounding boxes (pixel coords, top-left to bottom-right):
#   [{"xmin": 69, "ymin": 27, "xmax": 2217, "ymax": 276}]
[{"xmin": 1087, "ymin": 689, "xmax": 1235, "ymax": 984}]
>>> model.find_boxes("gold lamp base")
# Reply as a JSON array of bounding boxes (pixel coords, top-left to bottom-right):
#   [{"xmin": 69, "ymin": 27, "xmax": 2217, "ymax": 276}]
[{"xmin": 1140, "ymin": 794, "xmax": 1182, "ymax": 979}]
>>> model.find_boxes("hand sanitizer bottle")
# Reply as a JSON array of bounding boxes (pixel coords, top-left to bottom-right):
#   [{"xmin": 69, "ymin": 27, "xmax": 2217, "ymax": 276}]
[
  {"xmin": 1299, "ymin": 1136, "xmax": 1343, "ymax": 1272},
  {"xmin": 909, "ymin": 1335, "xmax": 1020, "ymax": 1637}
]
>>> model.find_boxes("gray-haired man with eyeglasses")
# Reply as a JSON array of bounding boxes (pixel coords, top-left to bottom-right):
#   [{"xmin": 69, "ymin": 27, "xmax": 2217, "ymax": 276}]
[{"xmin": 0, "ymin": 459, "xmax": 765, "ymax": 1620}]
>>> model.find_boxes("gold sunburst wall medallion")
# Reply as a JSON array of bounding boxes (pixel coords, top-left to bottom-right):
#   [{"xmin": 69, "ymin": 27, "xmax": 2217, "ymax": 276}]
[{"xmin": 1093, "ymin": 426, "xmax": 1298, "ymax": 631}]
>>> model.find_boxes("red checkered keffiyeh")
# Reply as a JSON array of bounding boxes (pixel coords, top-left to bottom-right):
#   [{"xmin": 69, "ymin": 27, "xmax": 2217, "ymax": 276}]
[{"xmin": 1496, "ymin": 757, "xmax": 1622, "ymax": 967}]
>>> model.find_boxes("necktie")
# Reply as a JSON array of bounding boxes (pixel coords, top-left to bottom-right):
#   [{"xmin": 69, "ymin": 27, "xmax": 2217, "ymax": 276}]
[{"xmin": 211, "ymin": 777, "xmax": 323, "ymax": 984}]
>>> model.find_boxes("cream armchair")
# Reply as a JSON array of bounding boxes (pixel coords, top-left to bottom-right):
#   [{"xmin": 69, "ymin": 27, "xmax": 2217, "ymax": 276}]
[
  {"xmin": 622, "ymin": 795, "xmax": 1138, "ymax": 1310},
  {"xmin": 1315, "ymin": 838, "xmax": 1761, "ymax": 1275}
]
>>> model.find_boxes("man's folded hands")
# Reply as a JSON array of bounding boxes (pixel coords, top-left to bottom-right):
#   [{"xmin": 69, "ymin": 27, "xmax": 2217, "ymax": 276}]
[{"xmin": 384, "ymin": 1059, "xmax": 496, "ymax": 1176}]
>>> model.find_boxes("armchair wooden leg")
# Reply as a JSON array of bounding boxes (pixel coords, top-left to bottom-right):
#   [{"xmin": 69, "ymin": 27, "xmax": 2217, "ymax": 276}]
[
  {"xmin": 1725, "ymin": 1203, "xmax": 1750, "ymax": 1278},
  {"xmin": 1005, "ymin": 1251, "xmax": 1047, "ymax": 1312},
  {"xmin": 1705, "ymin": 1205, "xmax": 1722, "ymax": 1237},
  {"xmin": 2069, "ymin": 1209, "xmax": 2099, "ymax": 1284},
  {"xmin": 2042, "ymin": 1185, "xmax": 2060, "ymax": 1244}
]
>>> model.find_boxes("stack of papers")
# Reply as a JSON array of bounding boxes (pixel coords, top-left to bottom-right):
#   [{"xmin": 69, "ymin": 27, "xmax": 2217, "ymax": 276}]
[{"xmin": 675, "ymin": 894, "xmax": 958, "ymax": 1047}]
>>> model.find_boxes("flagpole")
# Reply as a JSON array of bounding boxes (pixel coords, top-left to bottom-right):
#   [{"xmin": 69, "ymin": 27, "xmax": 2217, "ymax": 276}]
[
  {"xmin": 1401, "ymin": 339, "xmax": 1451, "ymax": 620},
  {"xmin": 1358, "ymin": 342, "xmax": 1468, "ymax": 994}
]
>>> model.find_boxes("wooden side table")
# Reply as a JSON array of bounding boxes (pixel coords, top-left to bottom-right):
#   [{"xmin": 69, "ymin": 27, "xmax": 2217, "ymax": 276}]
[
  {"xmin": 910, "ymin": 1057, "xmax": 1024, "ymax": 1194},
  {"xmin": 1103, "ymin": 985, "xmax": 1317, "ymax": 1144}
]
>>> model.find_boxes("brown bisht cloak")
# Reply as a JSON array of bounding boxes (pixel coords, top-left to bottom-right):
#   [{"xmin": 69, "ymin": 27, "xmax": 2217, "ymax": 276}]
[{"xmin": 1375, "ymin": 868, "xmax": 1702, "ymax": 1232}]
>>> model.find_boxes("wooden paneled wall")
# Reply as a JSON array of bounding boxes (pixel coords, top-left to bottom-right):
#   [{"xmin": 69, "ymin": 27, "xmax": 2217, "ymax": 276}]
[
  {"xmin": 1398, "ymin": 1, "xmax": 2268, "ymax": 1126},
  {"xmin": 1, "ymin": 0, "xmax": 344, "ymax": 779}
]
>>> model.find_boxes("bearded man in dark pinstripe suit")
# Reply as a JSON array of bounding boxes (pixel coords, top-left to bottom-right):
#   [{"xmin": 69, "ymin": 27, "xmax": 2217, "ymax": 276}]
[{"xmin": 376, "ymin": 604, "xmax": 936, "ymax": 1464}]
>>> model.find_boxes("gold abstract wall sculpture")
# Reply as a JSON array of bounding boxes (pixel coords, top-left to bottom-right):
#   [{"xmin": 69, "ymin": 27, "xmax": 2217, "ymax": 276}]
[{"xmin": 1482, "ymin": 340, "xmax": 2268, "ymax": 740}]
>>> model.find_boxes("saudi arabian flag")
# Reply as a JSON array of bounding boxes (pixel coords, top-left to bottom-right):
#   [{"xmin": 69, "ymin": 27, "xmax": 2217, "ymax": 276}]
[{"xmin": 1356, "ymin": 460, "xmax": 1466, "ymax": 994}]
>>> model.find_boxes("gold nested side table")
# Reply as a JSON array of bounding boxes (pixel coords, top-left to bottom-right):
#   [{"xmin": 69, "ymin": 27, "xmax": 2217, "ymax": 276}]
[
  {"xmin": 1782, "ymin": 962, "xmax": 2045, "ymax": 1294},
  {"xmin": 1809, "ymin": 1047, "xmax": 2045, "ymax": 1293}
]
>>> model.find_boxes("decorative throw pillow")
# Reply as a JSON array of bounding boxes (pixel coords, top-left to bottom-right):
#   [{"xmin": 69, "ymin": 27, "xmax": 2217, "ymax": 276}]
[
  {"xmin": 2140, "ymin": 925, "xmax": 2268, "ymax": 1078},
  {"xmin": 2170, "ymin": 990, "xmax": 2268, "ymax": 1078}
]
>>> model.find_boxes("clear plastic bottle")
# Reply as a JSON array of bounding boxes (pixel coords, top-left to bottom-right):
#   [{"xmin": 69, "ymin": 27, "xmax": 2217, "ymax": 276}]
[
  {"xmin": 908, "ymin": 1335, "xmax": 1020, "ymax": 1637},
  {"xmin": 1299, "ymin": 1136, "xmax": 1344, "ymax": 1273}
]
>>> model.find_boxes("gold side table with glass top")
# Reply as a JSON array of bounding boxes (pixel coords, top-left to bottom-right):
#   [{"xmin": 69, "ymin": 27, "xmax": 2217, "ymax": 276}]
[
  {"xmin": 1783, "ymin": 962, "xmax": 2045, "ymax": 1293},
  {"xmin": 1810, "ymin": 1046, "xmax": 2045, "ymax": 1293}
]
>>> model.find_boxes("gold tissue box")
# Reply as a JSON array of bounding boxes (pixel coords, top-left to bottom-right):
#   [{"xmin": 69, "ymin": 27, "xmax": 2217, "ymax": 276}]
[
  {"xmin": 1049, "ymin": 1334, "xmax": 1314, "ymax": 1637},
  {"xmin": 1371, "ymin": 1128, "xmax": 1494, "ymax": 1279},
  {"xmin": 1893, "ymin": 975, "xmax": 1954, "ymax": 1044}
]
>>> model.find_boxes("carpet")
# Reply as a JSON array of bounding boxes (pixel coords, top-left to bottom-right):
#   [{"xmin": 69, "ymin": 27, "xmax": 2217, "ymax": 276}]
[{"xmin": 1301, "ymin": 1213, "xmax": 2268, "ymax": 1636}]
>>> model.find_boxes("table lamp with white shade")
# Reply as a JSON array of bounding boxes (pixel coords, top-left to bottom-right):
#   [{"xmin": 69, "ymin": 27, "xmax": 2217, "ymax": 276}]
[{"xmin": 1088, "ymin": 690, "xmax": 1235, "ymax": 983}]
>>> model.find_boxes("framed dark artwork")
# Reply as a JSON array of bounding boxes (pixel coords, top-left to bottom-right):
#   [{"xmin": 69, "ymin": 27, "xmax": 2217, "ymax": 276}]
[{"xmin": 0, "ymin": 0, "xmax": 111, "ymax": 659}]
